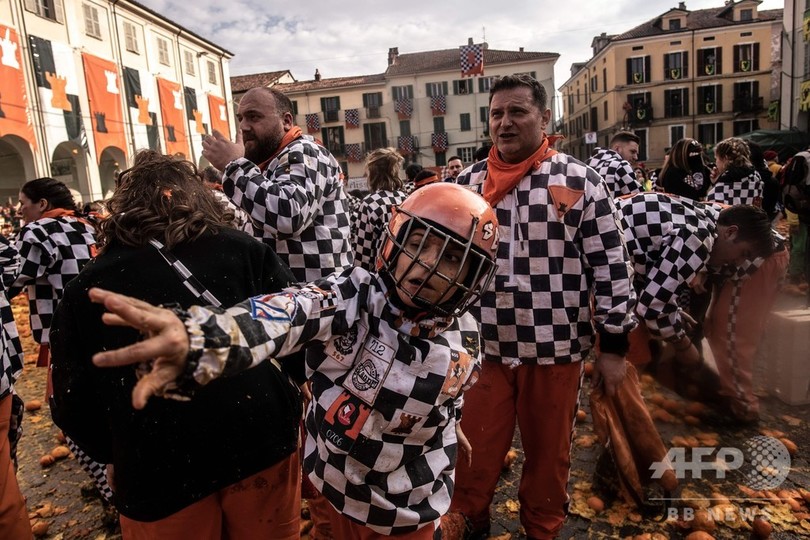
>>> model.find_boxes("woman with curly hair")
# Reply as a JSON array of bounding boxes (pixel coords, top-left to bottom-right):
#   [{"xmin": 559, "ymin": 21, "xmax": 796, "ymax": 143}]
[
  {"xmin": 707, "ymin": 136, "xmax": 762, "ymax": 206},
  {"xmin": 659, "ymin": 138, "xmax": 712, "ymax": 200},
  {"xmin": 50, "ymin": 150, "xmax": 303, "ymax": 539},
  {"xmin": 352, "ymin": 147, "xmax": 408, "ymax": 270}
]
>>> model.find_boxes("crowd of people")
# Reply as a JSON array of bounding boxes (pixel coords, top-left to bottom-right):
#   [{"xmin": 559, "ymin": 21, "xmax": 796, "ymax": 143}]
[{"xmin": 1, "ymin": 74, "xmax": 808, "ymax": 540}]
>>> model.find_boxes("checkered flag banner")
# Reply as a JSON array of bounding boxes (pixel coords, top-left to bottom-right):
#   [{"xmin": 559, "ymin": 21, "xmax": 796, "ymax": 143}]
[
  {"xmin": 346, "ymin": 143, "xmax": 363, "ymax": 163},
  {"xmin": 345, "ymin": 108, "xmax": 360, "ymax": 128},
  {"xmin": 460, "ymin": 43, "xmax": 484, "ymax": 77},
  {"xmin": 430, "ymin": 94, "xmax": 446, "ymax": 116},
  {"xmin": 431, "ymin": 132, "xmax": 448, "ymax": 153},
  {"xmin": 397, "ymin": 135, "xmax": 414, "ymax": 156},
  {"xmin": 305, "ymin": 113, "xmax": 321, "ymax": 133},
  {"xmin": 395, "ymin": 98, "xmax": 413, "ymax": 120}
]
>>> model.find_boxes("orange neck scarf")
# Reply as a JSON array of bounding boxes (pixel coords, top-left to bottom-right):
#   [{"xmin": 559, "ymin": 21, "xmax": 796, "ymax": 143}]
[
  {"xmin": 483, "ymin": 136, "xmax": 557, "ymax": 206},
  {"xmin": 41, "ymin": 208, "xmax": 75, "ymax": 219},
  {"xmin": 257, "ymin": 126, "xmax": 303, "ymax": 171}
]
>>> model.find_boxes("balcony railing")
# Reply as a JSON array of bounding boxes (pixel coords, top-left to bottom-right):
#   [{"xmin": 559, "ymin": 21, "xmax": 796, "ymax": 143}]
[
  {"xmin": 366, "ymin": 106, "xmax": 381, "ymax": 119},
  {"xmin": 323, "ymin": 110, "xmax": 340, "ymax": 123},
  {"xmin": 628, "ymin": 104, "xmax": 653, "ymax": 126}
]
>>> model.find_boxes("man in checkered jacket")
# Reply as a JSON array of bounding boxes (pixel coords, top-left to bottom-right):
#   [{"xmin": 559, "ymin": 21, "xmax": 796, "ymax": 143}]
[
  {"xmin": 202, "ymin": 87, "xmax": 352, "ymax": 284},
  {"xmin": 586, "ymin": 131, "xmax": 642, "ymax": 198},
  {"xmin": 615, "ymin": 194, "xmax": 774, "ymax": 362},
  {"xmin": 87, "ymin": 183, "xmax": 500, "ymax": 539},
  {"xmin": 449, "ymin": 74, "xmax": 637, "ymax": 540}
]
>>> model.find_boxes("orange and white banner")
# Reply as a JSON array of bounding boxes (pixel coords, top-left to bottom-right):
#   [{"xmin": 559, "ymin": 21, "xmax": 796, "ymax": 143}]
[
  {"xmin": 0, "ymin": 25, "xmax": 37, "ymax": 149},
  {"xmin": 82, "ymin": 52, "xmax": 127, "ymax": 163},
  {"xmin": 157, "ymin": 77, "xmax": 188, "ymax": 157},
  {"xmin": 207, "ymin": 94, "xmax": 229, "ymax": 137}
]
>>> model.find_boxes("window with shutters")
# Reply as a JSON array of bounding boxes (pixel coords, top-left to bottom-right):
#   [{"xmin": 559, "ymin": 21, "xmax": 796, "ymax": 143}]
[
  {"xmin": 670, "ymin": 125, "xmax": 685, "ymax": 146},
  {"xmin": 733, "ymin": 81, "xmax": 761, "ymax": 112},
  {"xmin": 362, "ymin": 92, "xmax": 383, "ymax": 118},
  {"xmin": 433, "ymin": 117, "xmax": 445, "ymax": 133},
  {"xmin": 478, "ymin": 76, "xmax": 497, "ymax": 93},
  {"xmin": 627, "ymin": 56, "xmax": 650, "ymax": 84},
  {"xmin": 664, "ymin": 51, "xmax": 688, "ymax": 80},
  {"xmin": 183, "ymin": 50, "xmax": 195, "ymax": 76},
  {"xmin": 426, "ymin": 82, "xmax": 448, "ymax": 97},
  {"xmin": 83, "ymin": 4, "xmax": 101, "ymax": 38},
  {"xmin": 733, "ymin": 119, "xmax": 758, "ymax": 136},
  {"xmin": 123, "ymin": 21, "xmax": 140, "ymax": 53},
  {"xmin": 157, "ymin": 38, "xmax": 171, "ymax": 66},
  {"xmin": 453, "ymin": 79, "xmax": 473, "ymax": 95},
  {"xmin": 459, "ymin": 147, "xmax": 476, "ymax": 163},
  {"xmin": 459, "ymin": 113, "xmax": 471, "ymax": 131},
  {"xmin": 664, "ymin": 88, "xmax": 689, "ymax": 117},
  {"xmin": 697, "ymin": 47, "xmax": 722, "ymax": 76},
  {"xmin": 733, "ymin": 43, "xmax": 759, "ymax": 73},
  {"xmin": 207, "ymin": 61, "xmax": 217, "ymax": 84},
  {"xmin": 635, "ymin": 129, "xmax": 648, "ymax": 161},
  {"xmin": 321, "ymin": 97, "xmax": 341, "ymax": 123},
  {"xmin": 24, "ymin": 0, "xmax": 65, "ymax": 23},
  {"xmin": 392, "ymin": 85, "xmax": 413, "ymax": 100},
  {"xmin": 698, "ymin": 123, "xmax": 724, "ymax": 146},
  {"xmin": 697, "ymin": 85, "xmax": 723, "ymax": 115}
]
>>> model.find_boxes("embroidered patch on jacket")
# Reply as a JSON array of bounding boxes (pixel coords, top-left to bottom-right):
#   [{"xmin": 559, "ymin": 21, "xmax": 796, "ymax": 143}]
[
  {"xmin": 343, "ymin": 335, "xmax": 395, "ymax": 405},
  {"xmin": 389, "ymin": 410, "xmax": 426, "ymax": 435},
  {"xmin": 249, "ymin": 294, "xmax": 294, "ymax": 322},
  {"xmin": 322, "ymin": 391, "xmax": 371, "ymax": 453},
  {"xmin": 442, "ymin": 349, "xmax": 474, "ymax": 398},
  {"xmin": 548, "ymin": 185, "xmax": 584, "ymax": 220}
]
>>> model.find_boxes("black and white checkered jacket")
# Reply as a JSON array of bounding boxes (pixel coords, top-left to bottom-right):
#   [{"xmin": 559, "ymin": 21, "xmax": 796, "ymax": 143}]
[
  {"xmin": 0, "ymin": 235, "xmax": 23, "ymax": 400},
  {"xmin": 352, "ymin": 189, "xmax": 408, "ymax": 271},
  {"xmin": 223, "ymin": 136, "xmax": 353, "ymax": 283},
  {"xmin": 9, "ymin": 216, "xmax": 96, "ymax": 344},
  {"xmin": 587, "ymin": 147, "xmax": 641, "ymax": 198},
  {"xmin": 706, "ymin": 166, "xmax": 762, "ymax": 207},
  {"xmin": 455, "ymin": 153, "xmax": 636, "ymax": 366},
  {"xmin": 178, "ymin": 267, "xmax": 481, "ymax": 534},
  {"xmin": 616, "ymin": 193, "xmax": 722, "ymax": 341}
]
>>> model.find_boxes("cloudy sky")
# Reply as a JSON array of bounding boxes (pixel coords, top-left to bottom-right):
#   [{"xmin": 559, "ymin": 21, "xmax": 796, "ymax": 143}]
[{"xmin": 139, "ymin": 0, "xmax": 784, "ymax": 90}]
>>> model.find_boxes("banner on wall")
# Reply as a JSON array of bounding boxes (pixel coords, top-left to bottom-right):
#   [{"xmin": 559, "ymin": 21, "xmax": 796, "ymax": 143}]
[
  {"xmin": 156, "ymin": 77, "xmax": 188, "ymax": 157},
  {"xmin": 82, "ymin": 53, "xmax": 127, "ymax": 163},
  {"xmin": 0, "ymin": 25, "xmax": 37, "ymax": 150},
  {"xmin": 207, "ymin": 94, "xmax": 229, "ymax": 137}
]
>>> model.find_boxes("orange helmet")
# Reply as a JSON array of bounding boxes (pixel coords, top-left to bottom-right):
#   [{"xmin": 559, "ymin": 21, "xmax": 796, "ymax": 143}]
[{"xmin": 378, "ymin": 182, "xmax": 498, "ymax": 317}]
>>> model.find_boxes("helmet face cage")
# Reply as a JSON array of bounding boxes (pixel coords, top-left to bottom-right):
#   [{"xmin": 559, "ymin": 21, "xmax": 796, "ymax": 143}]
[{"xmin": 379, "ymin": 208, "xmax": 497, "ymax": 317}]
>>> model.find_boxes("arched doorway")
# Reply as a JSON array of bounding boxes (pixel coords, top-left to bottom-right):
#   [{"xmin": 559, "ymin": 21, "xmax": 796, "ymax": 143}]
[
  {"xmin": 0, "ymin": 135, "xmax": 36, "ymax": 204},
  {"xmin": 50, "ymin": 141, "xmax": 89, "ymax": 206},
  {"xmin": 99, "ymin": 147, "xmax": 126, "ymax": 200}
]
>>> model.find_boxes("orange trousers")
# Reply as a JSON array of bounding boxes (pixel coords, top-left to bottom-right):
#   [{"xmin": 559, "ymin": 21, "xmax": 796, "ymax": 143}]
[
  {"xmin": 706, "ymin": 248, "xmax": 789, "ymax": 420},
  {"xmin": 0, "ymin": 394, "xmax": 31, "ymax": 540},
  {"xmin": 322, "ymin": 496, "xmax": 439, "ymax": 540},
  {"xmin": 119, "ymin": 451, "xmax": 300, "ymax": 540},
  {"xmin": 451, "ymin": 361, "xmax": 583, "ymax": 539}
]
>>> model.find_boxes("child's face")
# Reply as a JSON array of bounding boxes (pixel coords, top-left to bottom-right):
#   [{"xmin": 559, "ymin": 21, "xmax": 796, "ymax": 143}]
[{"xmin": 392, "ymin": 229, "xmax": 471, "ymax": 311}]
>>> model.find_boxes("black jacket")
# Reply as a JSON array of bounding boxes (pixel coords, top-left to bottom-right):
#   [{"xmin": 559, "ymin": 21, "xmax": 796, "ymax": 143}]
[{"xmin": 50, "ymin": 227, "xmax": 302, "ymax": 521}]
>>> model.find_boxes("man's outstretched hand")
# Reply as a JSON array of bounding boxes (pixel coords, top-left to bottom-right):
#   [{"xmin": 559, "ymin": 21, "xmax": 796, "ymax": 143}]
[{"xmin": 89, "ymin": 288, "xmax": 190, "ymax": 409}]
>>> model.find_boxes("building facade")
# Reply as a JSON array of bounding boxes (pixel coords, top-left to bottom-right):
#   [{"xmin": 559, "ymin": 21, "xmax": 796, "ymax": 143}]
[
  {"xmin": 780, "ymin": 0, "xmax": 810, "ymax": 131},
  {"xmin": 558, "ymin": 0, "xmax": 782, "ymax": 168},
  {"xmin": 0, "ymin": 0, "xmax": 233, "ymax": 202},
  {"xmin": 259, "ymin": 44, "xmax": 557, "ymax": 183}
]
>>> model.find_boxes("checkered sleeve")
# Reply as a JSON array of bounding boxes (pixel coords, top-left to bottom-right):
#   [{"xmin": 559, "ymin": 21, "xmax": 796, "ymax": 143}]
[
  {"xmin": 615, "ymin": 161, "xmax": 641, "ymax": 196},
  {"xmin": 636, "ymin": 230, "xmax": 710, "ymax": 341},
  {"xmin": 225, "ymin": 152, "xmax": 327, "ymax": 239},
  {"xmin": 0, "ymin": 236, "xmax": 22, "ymax": 399},
  {"xmin": 184, "ymin": 268, "xmax": 362, "ymax": 386},
  {"xmin": 580, "ymin": 169, "xmax": 637, "ymax": 336},
  {"xmin": 587, "ymin": 148, "xmax": 640, "ymax": 198},
  {"xmin": 352, "ymin": 190, "xmax": 407, "ymax": 271},
  {"xmin": 8, "ymin": 224, "xmax": 54, "ymax": 299}
]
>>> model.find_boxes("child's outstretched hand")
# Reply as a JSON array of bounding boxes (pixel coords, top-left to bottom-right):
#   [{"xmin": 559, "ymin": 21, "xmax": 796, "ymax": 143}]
[
  {"xmin": 455, "ymin": 423, "xmax": 472, "ymax": 467},
  {"xmin": 88, "ymin": 287, "xmax": 190, "ymax": 409}
]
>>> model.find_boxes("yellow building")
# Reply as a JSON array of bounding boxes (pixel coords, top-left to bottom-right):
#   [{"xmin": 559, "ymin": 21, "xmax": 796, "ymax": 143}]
[
  {"xmin": 0, "ymin": 0, "xmax": 233, "ymax": 201},
  {"xmin": 249, "ymin": 43, "xmax": 558, "ymax": 183},
  {"xmin": 558, "ymin": 0, "xmax": 782, "ymax": 168}
]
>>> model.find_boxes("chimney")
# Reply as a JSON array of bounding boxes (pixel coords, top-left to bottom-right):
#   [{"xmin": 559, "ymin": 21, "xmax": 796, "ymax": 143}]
[
  {"xmin": 468, "ymin": 37, "xmax": 474, "ymax": 46},
  {"xmin": 678, "ymin": 1, "xmax": 686, "ymax": 9},
  {"xmin": 387, "ymin": 47, "xmax": 399, "ymax": 66},
  {"xmin": 519, "ymin": 46, "xmax": 524, "ymax": 52},
  {"xmin": 314, "ymin": 69, "xmax": 321, "ymax": 81}
]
